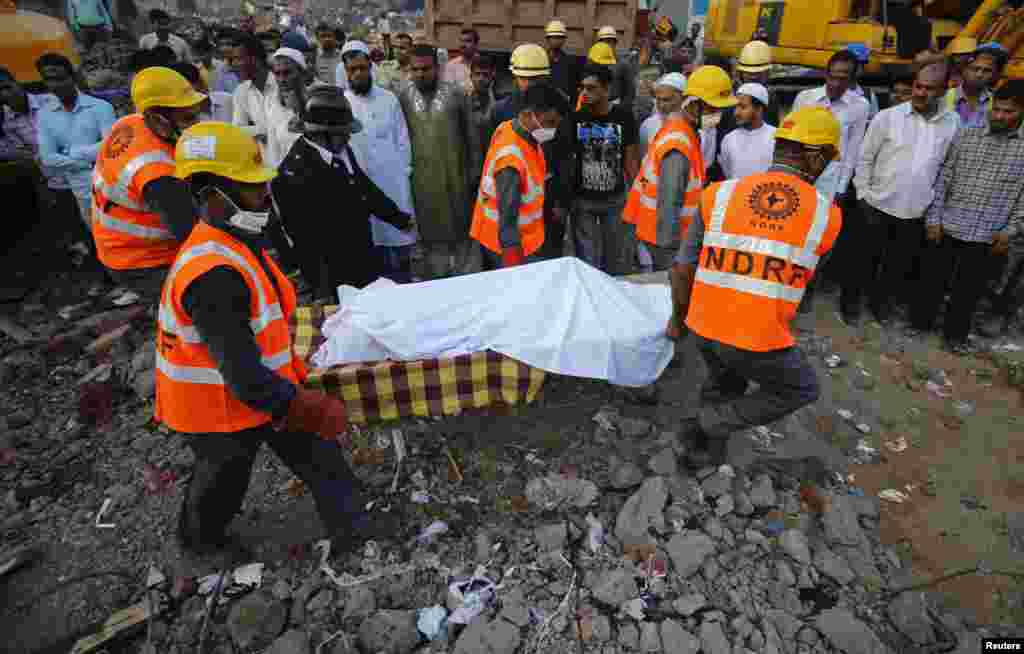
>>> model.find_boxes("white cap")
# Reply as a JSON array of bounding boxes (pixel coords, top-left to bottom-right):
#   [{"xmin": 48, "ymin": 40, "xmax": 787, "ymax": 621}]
[
  {"xmin": 341, "ymin": 40, "xmax": 370, "ymax": 58},
  {"xmin": 737, "ymin": 82, "xmax": 769, "ymax": 106},
  {"xmin": 272, "ymin": 47, "xmax": 307, "ymax": 70},
  {"xmin": 655, "ymin": 72, "xmax": 687, "ymax": 93}
]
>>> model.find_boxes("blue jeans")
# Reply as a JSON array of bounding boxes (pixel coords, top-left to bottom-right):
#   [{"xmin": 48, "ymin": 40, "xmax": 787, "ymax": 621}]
[
  {"xmin": 378, "ymin": 244, "xmax": 414, "ymax": 283},
  {"xmin": 694, "ymin": 334, "xmax": 820, "ymax": 439}
]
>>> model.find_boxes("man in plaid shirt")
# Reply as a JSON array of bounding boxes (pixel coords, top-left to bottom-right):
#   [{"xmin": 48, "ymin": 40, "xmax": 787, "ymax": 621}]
[{"xmin": 911, "ymin": 80, "xmax": 1024, "ymax": 353}]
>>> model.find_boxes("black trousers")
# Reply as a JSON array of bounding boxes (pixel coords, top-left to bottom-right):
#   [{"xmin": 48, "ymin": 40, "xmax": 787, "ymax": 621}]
[
  {"xmin": 840, "ymin": 204, "xmax": 924, "ymax": 320},
  {"xmin": 911, "ymin": 235, "xmax": 995, "ymax": 344},
  {"xmin": 178, "ymin": 424, "xmax": 365, "ymax": 549}
]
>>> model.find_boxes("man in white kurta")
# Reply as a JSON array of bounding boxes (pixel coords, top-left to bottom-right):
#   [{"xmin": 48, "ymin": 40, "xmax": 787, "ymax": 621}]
[
  {"xmin": 718, "ymin": 82, "xmax": 776, "ymax": 179},
  {"xmin": 342, "ymin": 41, "xmax": 417, "ymax": 282}
]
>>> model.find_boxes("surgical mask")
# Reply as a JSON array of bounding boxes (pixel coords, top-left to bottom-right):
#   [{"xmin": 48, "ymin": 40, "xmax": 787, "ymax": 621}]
[
  {"xmin": 211, "ymin": 187, "xmax": 270, "ymax": 234},
  {"xmin": 701, "ymin": 111, "xmax": 723, "ymax": 130},
  {"xmin": 528, "ymin": 113, "xmax": 556, "ymax": 144}
]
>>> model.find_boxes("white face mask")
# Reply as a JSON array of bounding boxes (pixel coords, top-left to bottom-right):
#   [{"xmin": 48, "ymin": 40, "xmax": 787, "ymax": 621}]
[
  {"xmin": 212, "ymin": 187, "xmax": 270, "ymax": 234},
  {"xmin": 528, "ymin": 113, "xmax": 557, "ymax": 144},
  {"xmin": 701, "ymin": 111, "xmax": 723, "ymax": 130}
]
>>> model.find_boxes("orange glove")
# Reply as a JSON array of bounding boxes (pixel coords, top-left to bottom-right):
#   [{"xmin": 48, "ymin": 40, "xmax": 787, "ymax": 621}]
[
  {"xmin": 280, "ymin": 388, "xmax": 350, "ymax": 446},
  {"xmin": 502, "ymin": 246, "xmax": 524, "ymax": 267}
]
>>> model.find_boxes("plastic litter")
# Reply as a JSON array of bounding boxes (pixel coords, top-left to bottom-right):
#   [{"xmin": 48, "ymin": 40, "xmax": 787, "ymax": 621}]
[
  {"xmin": 146, "ymin": 565, "xmax": 166, "ymax": 589},
  {"xmin": 94, "ymin": 498, "xmax": 116, "ymax": 528},
  {"xmin": 824, "ymin": 354, "xmax": 845, "ymax": 369},
  {"xmin": 456, "ymin": 495, "xmax": 480, "ymax": 505},
  {"xmin": 592, "ymin": 406, "xmax": 619, "ymax": 432},
  {"xmin": 585, "ymin": 513, "xmax": 605, "ymax": 552},
  {"xmin": 415, "ymin": 520, "xmax": 449, "ymax": 545},
  {"xmin": 411, "ymin": 490, "xmax": 431, "ymax": 504},
  {"xmin": 856, "ymin": 423, "xmax": 872, "ymax": 434},
  {"xmin": 112, "ymin": 290, "xmax": 140, "ymax": 307},
  {"xmin": 837, "ymin": 409, "xmax": 854, "ymax": 421},
  {"xmin": 952, "ymin": 400, "xmax": 976, "ymax": 419},
  {"xmin": 718, "ymin": 464, "xmax": 736, "ymax": 478},
  {"xmin": 410, "ymin": 470, "xmax": 428, "ymax": 488},
  {"xmin": 524, "ymin": 452, "xmax": 544, "ymax": 465},
  {"xmin": 417, "ymin": 605, "xmax": 448, "ymax": 641},
  {"xmin": 878, "ymin": 489, "xmax": 910, "ymax": 503},
  {"xmin": 883, "ymin": 436, "xmax": 908, "ymax": 453},
  {"xmin": 852, "ymin": 439, "xmax": 880, "ymax": 464},
  {"xmin": 389, "ymin": 429, "xmax": 406, "ymax": 493},
  {"xmin": 991, "ymin": 342, "xmax": 1022, "ymax": 353},
  {"xmin": 764, "ymin": 521, "xmax": 785, "ymax": 536},
  {"xmin": 197, "ymin": 563, "xmax": 263, "ymax": 602},
  {"xmin": 925, "ymin": 381, "xmax": 952, "ymax": 399},
  {"xmin": 529, "ymin": 607, "xmax": 548, "ymax": 625},
  {"xmin": 620, "ymin": 597, "xmax": 646, "ymax": 621},
  {"xmin": 448, "ymin": 574, "xmax": 497, "ymax": 624}
]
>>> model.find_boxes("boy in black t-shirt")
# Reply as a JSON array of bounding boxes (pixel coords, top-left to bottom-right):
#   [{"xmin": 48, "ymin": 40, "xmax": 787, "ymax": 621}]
[{"xmin": 554, "ymin": 64, "xmax": 640, "ymax": 275}]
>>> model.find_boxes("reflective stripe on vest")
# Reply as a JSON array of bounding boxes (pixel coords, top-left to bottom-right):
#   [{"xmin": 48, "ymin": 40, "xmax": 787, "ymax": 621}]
[
  {"xmin": 685, "ymin": 173, "xmax": 840, "ymax": 352},
  {"xmin": 94, "ymin": 150, "xmax": 174, "ymax": 211},
  {"xmin": 154, "ymin": 223, "xmax": 304, "ymax": 434},
  {"xmin": 471, "ymin": 122, "xmax": 547, "ymax": 256},
  {"xmin": 158, "ymin": 240, "xmax": 286, "ymax": 343},
  {"xmin": 93, "ymin": 205, "xmax": 175, "ymax": 241},
  {"xmin": 694, "ymin": 179, "xmax": 831, "ymax": 302},
  {"xmin": 623, "ymin": 119, "xmax": 705, "ymax": 246},
  {"xmin": 156, "ymin": 347, "xmax": 294, "ymax": 385}
]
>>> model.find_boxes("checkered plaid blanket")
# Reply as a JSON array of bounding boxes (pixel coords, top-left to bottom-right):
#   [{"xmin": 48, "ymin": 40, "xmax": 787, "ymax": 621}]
[{"xmin": 291, "ymin": 305, "xmax": 546, "ymax": 424}]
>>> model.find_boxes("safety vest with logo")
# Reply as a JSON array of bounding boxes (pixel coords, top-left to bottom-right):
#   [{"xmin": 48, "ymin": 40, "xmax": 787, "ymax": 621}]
[
  {"xmin": 470, "ymin": 121, "xmax": 546, "ymax": 256},
  {"xmin": 685, "ymin": 172, "xmax": 842, "ymax": 352},
  {"xmin": 623, "ymin": 117, "xmax": 706, "ymax": 246},
  {"xmin": 154, "ymin": 221, "xmax": 308, "ymax": 434},
  {"xmin": 92, "ymin": 113, "xmax": 181, "ymax": 271}
]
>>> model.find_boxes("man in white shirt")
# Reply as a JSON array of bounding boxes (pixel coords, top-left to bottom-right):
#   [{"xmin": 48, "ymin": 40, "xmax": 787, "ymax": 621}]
[
  {"xmin": 265, "ymin": 47, "xmax": 308, "ymax": 169},
  {"xmin": 139, "ymin": 10, "xmax": 191, "ymax": 63},
  {"xmin": 842, "ymin": 63, "xmax": 959, "ymax": 325},
  {"xmin": 341, "ymin": 41, "xmax": 417, "ymax": 283},
  {"xmin": 230, "ymin": 34, "xmax": 276, "ymax": 162},
  {"xmin": 718, "ymin": 82, "xmax": 775, "ymax": 179},
  {"xmin": 792, "ymin": 50, "xmax": 870, "ymax": 203},
  {"xmin": 792, "ymin": 49, "xmax": 871, "ymax": 313}
]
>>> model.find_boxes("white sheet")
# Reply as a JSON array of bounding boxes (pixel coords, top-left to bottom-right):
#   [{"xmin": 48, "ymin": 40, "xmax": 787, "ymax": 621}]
[{"xmin": 312, "ymin": 257, "xmax": 674, "ymax": 387}]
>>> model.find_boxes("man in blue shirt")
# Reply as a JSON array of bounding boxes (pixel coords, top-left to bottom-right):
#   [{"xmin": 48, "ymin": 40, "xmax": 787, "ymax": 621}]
[
  {"xmin": 66, "ymin": 0, "xmax": 114, "ymax": 51},
  {"xmin": 35, "ymin": 54, "xmax": 117, "ymax": 266}
]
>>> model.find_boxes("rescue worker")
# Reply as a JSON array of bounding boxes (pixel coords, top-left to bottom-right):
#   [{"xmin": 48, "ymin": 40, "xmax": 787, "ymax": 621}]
[
  {"xmin": 544, "ymin": 19, "xmax": 581, "ymax": 102},
  {"xmin": 623, "ymin": 65, "xmax": 736, "ymax": 271},
  {"xmin": 92, "ymin": 66, "xmax": 206, "ymax": 298},
  {"xmin": 159, "ymin": 122, "xmax": 398, "ymax": 557},
  {"xmin": 470, "ymin": 83, "xmax": 568, "ymax": 268},
  {"xmin": 667, "ymin": 107, "xmax": 844, "ymax": 468}
]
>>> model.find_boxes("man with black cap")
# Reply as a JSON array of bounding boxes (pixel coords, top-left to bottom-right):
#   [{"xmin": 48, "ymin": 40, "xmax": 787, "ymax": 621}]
[{"xmin": 272, "ymin": 86, "xmax": 414, "ymax": 300}]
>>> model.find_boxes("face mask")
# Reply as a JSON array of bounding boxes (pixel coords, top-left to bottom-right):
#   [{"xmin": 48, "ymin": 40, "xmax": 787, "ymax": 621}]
[
  {"xmin": 212, "ymin": 187, "xmax": 270, "ymax": 234},
  {"xmin": 701, "ymin": 111, "xmax": 723, "ymax": 130},
  {"xmin": 528, "ymin": 113, "xmax": 556, "ymax": 144}
]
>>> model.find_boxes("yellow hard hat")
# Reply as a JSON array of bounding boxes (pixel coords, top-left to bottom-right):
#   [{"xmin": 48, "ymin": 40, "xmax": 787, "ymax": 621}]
[
  {"xmin": 588, "ymin": 42, "xmax": 617, "ymax": 66},
  {"xmin": 131, "ymin": 66, "xmax": 207, "ymax": 112},
  {"xmin": 948, "ymin": 35, "xmax": 978, "ymax": 56},
  {"xmin": 174, "ymin": 121, "xmax": 277, "ymax": 184},
  {"xmin": 510, "ymin": 43, "xmax": 551, "ymax": 77},
  {"xmin": 685, "ymin": 65, "xmax": 738, "ymax": 108},
  {"xmin": 545, "ymin": 20, "xmax": 567, "ymax": 37},
  {"xmin": 775, "ymin": 107, "xmax": 841, "ymax": 160},
  {"xmin": 597, "ymin": 25, "xmax": 618, "ymax": 41},
  {"xmin": 736, "ymin": 40, "xmax": 772, "ymax": 73}
]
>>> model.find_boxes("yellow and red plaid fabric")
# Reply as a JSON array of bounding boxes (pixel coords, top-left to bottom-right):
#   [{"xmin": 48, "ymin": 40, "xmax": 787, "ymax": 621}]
[{"xmin": 291, "ymin": 305, "xmax": 546, "ymax": 424}]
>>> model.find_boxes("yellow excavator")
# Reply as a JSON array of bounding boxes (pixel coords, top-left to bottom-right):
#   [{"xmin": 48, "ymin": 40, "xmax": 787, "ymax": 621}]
[
  {"xmin": 705, "ymin": 0, "xmax": 1024, "ymax": 81},
  {"xmin": 0, "ymin": 0, "xmax": 80, "ymax": 87}
]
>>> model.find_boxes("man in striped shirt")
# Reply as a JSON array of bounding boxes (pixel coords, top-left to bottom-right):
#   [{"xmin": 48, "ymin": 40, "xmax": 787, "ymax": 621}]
[{"xmin": 910, "ymin": 80, "xmax": 1024, "ymax": 354}]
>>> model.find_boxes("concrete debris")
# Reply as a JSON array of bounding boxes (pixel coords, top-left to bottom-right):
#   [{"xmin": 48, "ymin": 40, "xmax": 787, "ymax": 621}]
[
  {"xmin": 525, "ymin": 473, "xmax": 599, "ymax": 510},
  {"xmin": 666, "ymin": 531, "xmax": 717, "ymax": 578},
  {"xmin": 614, "ymin": 476, "xmax": 668, "ymax": 546},
  {"xmin": 357, "ymin": 610, "xmax": 420, "ymax": 654},
  {"xmin": 814, "ymin": 609, "xmax": 892, "ymax": 654}
]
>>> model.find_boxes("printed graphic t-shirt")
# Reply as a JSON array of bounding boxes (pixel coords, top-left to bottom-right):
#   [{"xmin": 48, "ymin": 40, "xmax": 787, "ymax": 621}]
[{"xmin": 565, "ymin": 104, "xmax": 638, "ymax": 201}]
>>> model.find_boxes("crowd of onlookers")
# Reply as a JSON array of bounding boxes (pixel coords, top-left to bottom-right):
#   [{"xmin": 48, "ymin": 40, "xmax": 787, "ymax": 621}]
[{"xmin": 2, "ymin": 6, "xmax": 1023, "ymax": 352}]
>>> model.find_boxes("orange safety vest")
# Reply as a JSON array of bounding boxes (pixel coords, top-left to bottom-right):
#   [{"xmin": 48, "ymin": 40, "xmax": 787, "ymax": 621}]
[
  {"xmin": 470, "ymin": 120, "xmax": 546, "ymax": 256},
  {"xmin": 685, "ymin": 172, "xmax": 842, "ymax": 352},
  {"xmin": 623, "ymin": 116, "xmax": 706, "ymax": 246},
  {"xmin": 154, "ymin": 221, "xmax": 308, "ymax": 434},
  {"xmin": 91, "ymin": 113, "xmax": 181, "ymax": 271}
]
